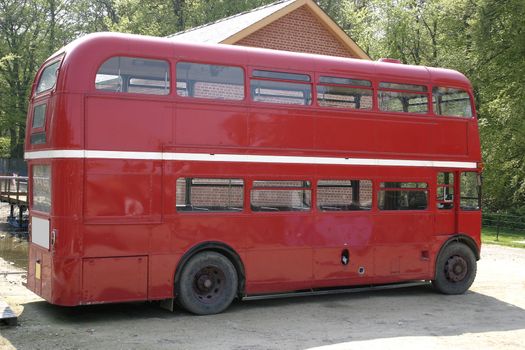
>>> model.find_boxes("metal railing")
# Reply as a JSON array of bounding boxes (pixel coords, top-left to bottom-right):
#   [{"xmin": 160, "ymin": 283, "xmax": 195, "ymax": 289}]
[
  {"xmin": 0, "ymin": 175, "xmax": 28, "ymax": 205},
  {"xmin": 0, "ymin": 175, "xmax": 29, "ymax": 228},
  {"xmin": 482, "ymin": 212, "xmax": 525, "ymax": 240}
]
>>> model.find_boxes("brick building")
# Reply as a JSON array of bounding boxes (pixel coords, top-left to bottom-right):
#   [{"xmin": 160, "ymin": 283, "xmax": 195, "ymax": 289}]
[{"xmin": 168, "ymin": 0, "xmax": 370, "ymax": 60}]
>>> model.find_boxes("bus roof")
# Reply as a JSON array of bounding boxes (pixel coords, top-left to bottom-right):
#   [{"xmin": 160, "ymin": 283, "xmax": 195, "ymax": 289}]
[{"xmin": 49, "ymin": 32, "xmax": 472, "ymax": 93}]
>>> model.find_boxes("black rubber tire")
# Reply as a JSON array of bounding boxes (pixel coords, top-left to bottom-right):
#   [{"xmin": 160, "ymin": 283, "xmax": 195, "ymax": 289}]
[
  {"xmin": 432, "ymin": 242, "xmax": 477, "ymax": 295},
  {"xmin": 176, "ymin": 251, "xmax": 238, "ymax": 315}
]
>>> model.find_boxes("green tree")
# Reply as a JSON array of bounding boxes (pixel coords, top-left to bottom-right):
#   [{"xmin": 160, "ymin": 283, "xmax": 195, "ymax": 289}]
[
  {"xmin": 0, "ymin": 0, "xmax": 114, "ymax": 158},
  {"xmin": 0, "ymin": 0, "xmax": 45, "ymax": 158},
  {"xmin": 472, "ymin": 0, "xmax": 525, "ymax": 212}
]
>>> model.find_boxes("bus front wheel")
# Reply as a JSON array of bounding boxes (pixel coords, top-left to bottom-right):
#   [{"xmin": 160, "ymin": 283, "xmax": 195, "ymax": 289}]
[
  {"xmin": 177, "ymin": 251, "xmax": 238, "ymax": 315},
  {"xmin": 432, "ymin": 242, "xmax": 477, "ymax": 294}
]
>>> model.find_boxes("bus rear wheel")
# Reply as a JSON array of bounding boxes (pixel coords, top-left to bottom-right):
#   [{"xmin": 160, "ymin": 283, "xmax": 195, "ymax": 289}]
[
  {"xmin": 432, "ymin": 242, "xmax": 477, "ymax": 295},
  {"xmin": 177, "ymin": 251, "xmax": 238, "ymax": 315}
]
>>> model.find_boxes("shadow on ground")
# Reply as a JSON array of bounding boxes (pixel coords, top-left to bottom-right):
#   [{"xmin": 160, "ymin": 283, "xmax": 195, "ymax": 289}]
[{"xmin": 2, "ymin": 285, "xmax": 525, "ymax": 349}]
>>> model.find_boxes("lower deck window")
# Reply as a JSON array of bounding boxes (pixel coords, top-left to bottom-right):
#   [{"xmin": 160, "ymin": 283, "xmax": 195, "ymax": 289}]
[
  {"xmin": 460, "ymin": 172, "xmax": 481, "ymax": 210},
  {"xmin": 317, "ymin": 180, "xmax": 372, "ymax": 211},
  {"xmin": 176, "ymin": 178, "xmax": 244, "ymax": 212},
  {"xmin": 378, "ymin": 182, "xmax": 428, "ymax": 210},
  {"xmin": 437, "ymin": 172, "xmax": 454, "ymax": 209},
  {"xmin": 251, "ymin": 180, "xmax": 311, "ymax": 212},
  {"xmin": 32, "ymin": 165, "xmax": 51, "ymax": 213}
]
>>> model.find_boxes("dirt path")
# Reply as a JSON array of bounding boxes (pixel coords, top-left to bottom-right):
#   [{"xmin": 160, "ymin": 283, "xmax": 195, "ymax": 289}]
[{"xmin": 1, "ymin": 244, "xmax": 524, "ymax": 350}]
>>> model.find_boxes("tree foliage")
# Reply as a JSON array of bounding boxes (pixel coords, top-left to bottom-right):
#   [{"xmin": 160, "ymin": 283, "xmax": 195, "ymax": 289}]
[{"xmin": 0, "ymin": 0, "xmax": 523, "ymax": 211}]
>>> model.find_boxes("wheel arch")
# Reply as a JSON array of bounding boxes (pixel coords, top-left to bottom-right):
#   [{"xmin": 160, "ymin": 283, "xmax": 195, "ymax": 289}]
[
  {"xmin": 174, "ymin": 241, "xmax": 246, "ymax": 297},
  {"xmin": 437, "ymin": 234, "xmax": 480, "ymax": 261}
]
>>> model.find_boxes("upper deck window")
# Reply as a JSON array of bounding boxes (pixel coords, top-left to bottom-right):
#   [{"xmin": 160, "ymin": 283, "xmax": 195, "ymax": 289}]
[
  {"xmin": 176, "ymin": 62, "xmax": 244, "ymax": 101},
  {"xmin": 36, "ymin": 61, "xmax": 60, "ymax": 95},
  {"xmin": 253, "ymin": 70, "xmax": 311, "ymax": 82},
  {"xmin": 379, "ymin": 82, "xmax": 426, "ymax": 92},
  {"xmin": 96, "ymin": 57, "xmax": 170, "ymax": 95},
  {"xmin": 378, "ymin": 82, "xmax": 429, "ymax": 114},
  {"xmin": 251, "ymin": 70, "xmax": 312, "ymax": 106},
  {"xmin": 319, "ymin": 76, "xmax": 371, "ymax": 87},
  {"xmin": 433, "ymin": 87, "xmax": 473, "ymax": 118},
  {"xmin": 317, "ymin": 76, "xmax": 373, "ymax": 110}
]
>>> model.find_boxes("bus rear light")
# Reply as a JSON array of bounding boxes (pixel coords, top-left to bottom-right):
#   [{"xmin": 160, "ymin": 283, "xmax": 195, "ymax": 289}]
[{"xmin": 477, "ymin": 161, "xmax": 484, "ymax": 170}]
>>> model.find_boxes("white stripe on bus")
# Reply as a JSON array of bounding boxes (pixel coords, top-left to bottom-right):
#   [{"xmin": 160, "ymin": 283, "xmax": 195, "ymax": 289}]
[{"xmin": 24, "ymin": 150, "xmax": 478, "ymax": 169}]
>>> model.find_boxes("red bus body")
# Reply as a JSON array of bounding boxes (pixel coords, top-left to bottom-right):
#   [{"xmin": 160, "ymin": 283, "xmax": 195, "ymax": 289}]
[{"xmin": 24, "ymin": 33, "xmax": 481, "ymax": 309}]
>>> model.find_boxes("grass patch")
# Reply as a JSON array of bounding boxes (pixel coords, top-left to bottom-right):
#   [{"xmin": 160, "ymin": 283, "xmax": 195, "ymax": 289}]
[{"xmin": 482, "ymin": 226, "xmax": 525, "ymax": 248}]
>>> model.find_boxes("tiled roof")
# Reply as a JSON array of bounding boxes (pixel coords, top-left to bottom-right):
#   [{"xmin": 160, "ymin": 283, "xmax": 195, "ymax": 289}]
[{"xmin": 167, "ymin": 0, "xmax": 295, "ymax": 43}]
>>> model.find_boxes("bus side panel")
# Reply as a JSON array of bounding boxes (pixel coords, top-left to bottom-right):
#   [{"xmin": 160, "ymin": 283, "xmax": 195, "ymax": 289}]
[
  {"xmin": 312, "ymin": 213, "xmax": 374, "ymax": 283},
  {"xmin": 148, "ymin": 254, "xmax": 181, "ymax": 299},
  {"xmin": 41, "ymin": 250, "xmax": 53, "ymax": 302},
  {"xmin": 52, "ymin": 257, "xmax": 81, "ymax": 305},
  {"xmin": 373, "ymin": 212, "xmax": 432, "ymax": 278},
  {"xmin": 85, "ymin": 96, "xmax": 172, "ymax": 152},
  {"xmin": 315, "ymin": 115, "xmax": 468, "ymax": 157},
  {"xmin": 81, "ymin": 256, "xmax": 148, "ymax": 303},
  {"xmin": 175, "ymin": 103, "xmax": 248, "ymax": 147},
  {"xmin": 248, "ymin": 109, "xmax": 315, "ymax": 149},
  {"xmin": 457, "ymin": 210, "xmax": 482, "ymax": 247},
  {"xmin": 83, "ymin": 159, "xmax": 162, "ymax": 224},
  {"xmin": 52, "ymin": 93, "xmax": 84, "ymax": 149},
  {"xmin": 244, "ymin": 214, "xmax": 314, "ymax": 294}
]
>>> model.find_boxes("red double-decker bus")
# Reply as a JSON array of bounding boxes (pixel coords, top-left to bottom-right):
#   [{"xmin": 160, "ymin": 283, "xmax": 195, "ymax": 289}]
[{"xmin": 24, "ymin": 32, "xmax": 482, "ymax": 314}]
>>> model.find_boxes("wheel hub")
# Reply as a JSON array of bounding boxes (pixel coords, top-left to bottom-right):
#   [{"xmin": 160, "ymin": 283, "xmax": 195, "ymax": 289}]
[
  {"xmin": 196, "ymin": 275, "xmax": 213, "ymax": 291},
  {"xmin": 193, "ymin": 266, "xmax": 225, "ymax": 302},
  {"xmin": 445, "ymin": 255, "xmax": 468, "ymax": 282}
]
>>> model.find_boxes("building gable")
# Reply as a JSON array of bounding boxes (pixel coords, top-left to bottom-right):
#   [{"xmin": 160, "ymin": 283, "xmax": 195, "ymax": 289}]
[
  {"xmin": 168, "ymin": 0, "xmax": 370, "ymax": 60},
  {"xmin": 234, "ymin": 5, "xmax": 357, "ymax": 58}
]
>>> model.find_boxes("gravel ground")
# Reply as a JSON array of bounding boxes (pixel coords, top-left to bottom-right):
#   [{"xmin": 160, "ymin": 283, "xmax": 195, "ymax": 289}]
[{"xmin": 1, "ymin": 243, "xmax": 524, "ymax": 350}]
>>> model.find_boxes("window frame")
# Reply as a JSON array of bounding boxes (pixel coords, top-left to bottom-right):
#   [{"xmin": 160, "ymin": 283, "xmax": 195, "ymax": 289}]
[
  {"xmin": 459, "ymin": 172, "xmax": 482, "ymax": 211},
  {"xmin": 436, "ymin": 172, "xmax": 455, "ymax": 210},
  {"xmin": 94, "ymin": 55, "xmax": 172, "ymax": 96},
  {"xmin": 316, "ymin": 179, "xmax": 373, "ymax": 212},
  {"xmin": 316, "ymin": 75, "xmax": 374, "ymax": 111},
  {"xmin": 175, "ymin": 60, "xmax": 246, "ymax": 102},
  {"xmin": 377, "ymin": 181, "xmax": 429, "ymax": 211},
  {"xmin": 175, "ymin": 177, "xmax": 245, "ymax": 213},
  {"xmin": 248, "ymin": 67, "xmax": 313, "ymax": 108},
  {"xmin": 432, "ymin": 86, "xmax": 474, "ymax": 119},
  {"xmin": 31, "ymin": 164, "xmax": 52, "ymax": 214},
  {"xmin": 250, "ymin": 179, "xmax": 312, "ymax": 213},
  {"xmin": 34, "ymin": 56, "xmax": 63, "ymax": 97},
  {"xmin": 377, "ymin": 81, "xmax": 431, "ymax": 115}
]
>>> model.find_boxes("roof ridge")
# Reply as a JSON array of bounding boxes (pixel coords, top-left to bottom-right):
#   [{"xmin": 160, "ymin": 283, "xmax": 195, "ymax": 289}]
[{"xmin": 166, "ymin": 0, "xmax": 293, "ymax": 38}]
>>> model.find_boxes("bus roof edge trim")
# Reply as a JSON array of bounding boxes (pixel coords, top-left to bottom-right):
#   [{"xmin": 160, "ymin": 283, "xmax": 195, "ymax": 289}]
[{"xmin": 25, "ymin": 150, "xmax": 477, "ymax": 169}]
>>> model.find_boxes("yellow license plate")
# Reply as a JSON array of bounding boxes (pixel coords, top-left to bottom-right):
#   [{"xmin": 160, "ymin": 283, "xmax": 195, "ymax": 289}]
[{"xmin": 35, "ymin": 262, "xmax": 41, "ymax": 279}]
